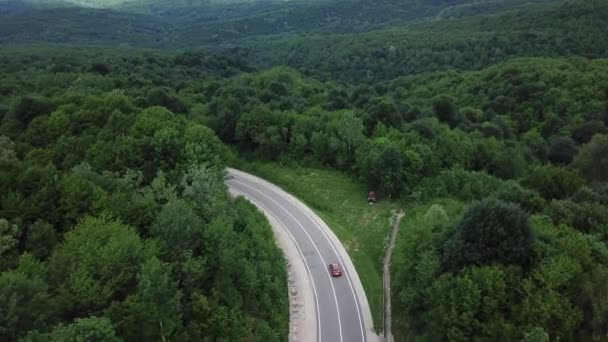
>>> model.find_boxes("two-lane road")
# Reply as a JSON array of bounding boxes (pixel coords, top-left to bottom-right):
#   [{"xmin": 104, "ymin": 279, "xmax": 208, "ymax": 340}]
[{"xmin": 227, "ymin": 169, "xmax": 373, "ymax": 342}]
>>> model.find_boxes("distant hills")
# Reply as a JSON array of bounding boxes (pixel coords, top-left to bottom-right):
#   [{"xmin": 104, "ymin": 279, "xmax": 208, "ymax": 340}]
[
  {"xmin": 4, "ymin": 0, "xmax": 308, "ymax": 10},
  {"xmin": 0, "ymin": 0, "xmax": 564, "ymax": 48}
]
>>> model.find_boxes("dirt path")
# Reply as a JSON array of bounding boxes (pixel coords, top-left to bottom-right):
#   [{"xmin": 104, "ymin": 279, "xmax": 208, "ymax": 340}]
[{"xmin": 383, "ymin": 210, "xmax": 405, "ymax": 342}]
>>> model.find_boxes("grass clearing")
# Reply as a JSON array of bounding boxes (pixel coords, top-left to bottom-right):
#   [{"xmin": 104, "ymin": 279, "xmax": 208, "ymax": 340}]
[{"xmin": 237, "ymin": 160, "xmax": 401, "ymax": 331}]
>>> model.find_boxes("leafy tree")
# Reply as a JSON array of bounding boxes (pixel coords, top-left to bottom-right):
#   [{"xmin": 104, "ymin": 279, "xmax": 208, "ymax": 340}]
[
  {"xmin": 44, "ymin": 317, "xmax": 120, "ymax": 342},
  {"xmin": 428, "ymin": 267, "xmax": 512, "ymax": 341},
  {"xmin": 0, "ymin": 218, "xmax": 19, "ymax": 270},
  {"xmin": 10, "ymin": 94, "xmax": 54, "ymax": 128},
  {"xmin": 546, "ymin": 200, "xmax": 608, "ymax": 238},
  {"xmin": 0, "ymin": 136, "xmax": 16, "ymax": 161},
  {"xmin": 180, "ymin": 164, "xmax": 227, "ymax": 216},
  {"xmin": 0, "ymin": 256, "xmax": 52, "ymax": 341},
  {"xmin": 25, "ymin": 220, "xmax": 57, "ymax": 260},
  {"xmin": 432, "ymin": 95, "xmax": 459, "ymax": 127},
  {"xmin": 137, "ymin": 257, "xmax": 182, "ymax": 341},
  {"xmin": 548, "ymin": 136, "xmax": 578, "ymax": 165},
  {"xmin": 572, "ymin": 120, "xmax": 607, "ymax": 144},
  {"xmin": 516, "ymin": 279, "xmax": 582, "ymax": 341},
  {"xmin": 146, "ymin": 87, "xmax": 186, "ymax": 114},
  {"xmin": 488, "ymin": 147, "xmax": 526, "ymax": 179},
  {"xmin": 356, "ymin": 137, "xmax": 421, "ymax": 197},
  {"xmin": 47, "ymin": 216, "xmax": 156, "ymax": 318},
  {"xmin": 363, "ymin": 97, "xmax": 402, "ymax": 132},
  {"xmin": 152, "ymin": 200, "xmax": 203, "ymax": 255},
  {"xmin": 183, "ymin": 124, "xmax": 231, "ymax": 167},
  {"xmin": 327, "ymin": 111, "xmax": 365, "ymax": 169},
  {"xmin": 521, "ymin": 165, "xmax": 584, "ymax": 200},
  {"xmin": 495, "ymin": 181, "xmax": 545, "ymax": 213},
  {"xmin": 443, "ymin": 199, "xmax": 533, "ymax": 272},
  {"xmin": 573, "ymin": 134, "xmax": 608, "ymax": 182},
  {"xmin": 522, "ymin": 327, "xmax": 550, "ymax": 342}
]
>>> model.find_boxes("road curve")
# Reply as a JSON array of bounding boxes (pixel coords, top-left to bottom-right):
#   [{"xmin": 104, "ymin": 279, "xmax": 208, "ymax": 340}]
[{"xmin": 226, "ymin": 168, "xmax": 376, "ymax": 342}]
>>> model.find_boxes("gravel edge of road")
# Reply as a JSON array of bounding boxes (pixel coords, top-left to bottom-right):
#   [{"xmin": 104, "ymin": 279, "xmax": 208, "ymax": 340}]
[
  {"xmin": 228, "ymin": 187, "xmax": 317, "ymax": 342},
  {"xmin": 228, "ymin": 168, "xmax": 382, "ymax": 342}
]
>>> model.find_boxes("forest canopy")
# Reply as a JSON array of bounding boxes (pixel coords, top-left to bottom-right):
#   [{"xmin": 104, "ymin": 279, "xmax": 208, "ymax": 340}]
[{"xmin": 1, "ymin": 0, "xmax": 608, "ymax": 340}]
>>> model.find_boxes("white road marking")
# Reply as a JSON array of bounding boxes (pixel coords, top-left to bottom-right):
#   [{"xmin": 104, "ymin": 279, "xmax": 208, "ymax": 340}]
[
  {"xmin": 229, "ymin": 188, "xmax": 322, "ymax": 342},
  {"xmin": 231, "ymin": 170, "xmax": 367, "ymax": 341},
  {"xmin": 231, "ymin": 179, "xmax": 344, "ymax": 342}
]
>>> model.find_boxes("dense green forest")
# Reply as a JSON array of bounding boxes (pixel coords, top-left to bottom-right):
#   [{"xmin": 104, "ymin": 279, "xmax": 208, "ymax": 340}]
[
  {"xmin": 1, "ymin": 0, "xmax": 608, "ymax": 340},
  {"xmin": 0, "ymin": 47, "xmax": 287, "ymax": 341},
  {"xmin": 243, "ymin": 0, "xmax": 608, "ymax": 82},
  {"xmin": 0, "ymin": 0, "xmax": 562, "ymax": 47}
]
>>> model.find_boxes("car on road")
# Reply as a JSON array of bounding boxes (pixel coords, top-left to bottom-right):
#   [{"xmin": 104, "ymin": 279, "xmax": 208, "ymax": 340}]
[{"xmin": 329, "ymin": 263, "xmax": 342, "ymax": 277}]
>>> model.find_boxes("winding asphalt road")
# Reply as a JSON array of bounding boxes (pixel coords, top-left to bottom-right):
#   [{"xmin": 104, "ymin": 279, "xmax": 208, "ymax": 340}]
[{"xmin": 226, "ymin": 168, "xmax": 373, "ymax": 342}]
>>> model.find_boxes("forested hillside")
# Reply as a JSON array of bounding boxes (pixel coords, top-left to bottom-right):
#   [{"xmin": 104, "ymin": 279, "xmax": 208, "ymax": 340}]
[
  {"xmin": 243, "ymin": 0, "xmax": 608, "ymax": 82},
  {"xmin": 0, "ymin": 0, "xmax": 562, "ymax": 47},
  {"xmin": 1, "ymin": 0, "xmax": 608, "ymax": 340},
  {"xmin": 0, "ymin": 46, "xmax": 287, "ymax": 341}
]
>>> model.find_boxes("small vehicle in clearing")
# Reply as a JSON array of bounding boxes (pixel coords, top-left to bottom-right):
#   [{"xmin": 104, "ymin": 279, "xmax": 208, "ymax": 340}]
[
  {"xmin": 329, "ymin": 263, "xmax": 343, "ymax": 277},
  {"xmin": 367, "ymin": 191, "xmax": 377, "ymax": 205}
]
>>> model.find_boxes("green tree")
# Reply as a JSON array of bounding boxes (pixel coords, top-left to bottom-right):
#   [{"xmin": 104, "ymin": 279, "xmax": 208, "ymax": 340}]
[
  {"xmin": 327, "ymin": 111, "xmax": 365, "ymax": 170},
  {"xmin": 152, "ymin": 200, "xmax": 203, "ymax": 255},
  {"xmin": 180, "ymin": 163, "xmax": 227, "ymax": 219},
  {"xmin": 0, "ymin": 218, "xmax": 19, "ymax": 270},
  {"xmin": 522, "ymin": 327, "xmax": 550, "ymax": 342},
  {"xmin": 548, "ymin": 137, "xmax": 578, "ymax": 165},
  {"xmin": 429, "ymin": 267, "xmax": 512, "ymax": 341},
  {"xmin": 356, "ymin": 137, "xmax": 417, "ymax": 197},
  {"xmin": 0, "ymin": 136, "xmax": 16, "ymax": 161},
  {"xmin": 183, "ymin": 124, "xmax": 231, "ymax": 167},
  {"xmin": 521, "ymin": 165, "xmax": 584, "ymax": 200},
  {"xmin": 25, "ymin": 220, "xmax": 57, "ymax": 260},
  {"xmin": 10, "ymin": 94, "xmax": 54, "ymax": 128},
  {"xmin": 443, "ymin": 199, "xmax": 533, "ymax": 271},
  {"xmin": 0, "ymin": 256, "xmax": 52, "ymax": 341},
  {"xmin": 47, "ymin": 216, "xmax": 156, "ymax": 318},
  {"xmin": 138, "ymin": 257, "xmax": 182, "ymax": 341},
  {"xmin": 45, "ymin": 317, "xmax": 120, "ymax": 342},
  {"xmin": 432, "ymin": 95, "xmax": 459, "ymax": 127},
  {"xmin": 573, "ymin": 134, "xmax": 608, "ymax": 182}
]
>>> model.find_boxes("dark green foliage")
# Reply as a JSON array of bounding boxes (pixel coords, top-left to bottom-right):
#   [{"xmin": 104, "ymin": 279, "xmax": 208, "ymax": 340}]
[
  {"xmin": 546, "ymin": 200, "xmax": 608, "ymax": 239},
  {"xmin": 417, "ymin": 169, "xmax": 504, "ymax": 201},
  {"xmin": 47, "ymin": 216, "xmax": 155, "ymax": 318},
  {"xmin": 548, "ymin": 136, "xmax": 578, "ymax": 165},
  {"xmin": 152, "ymin": 199, "xmax": 203, "ymax": 255},
  {"xmin": 443, "ymin": 199, "xmax": 534, "ymax": 272},
  {"xmin": 572, "ymin": 120, "xmax": 607, "ymax": 144},
  {"xmin": 573, "ymin": 134, "xmax": 608, "ymax": 182},
  {"xmin": 10, "ymin": 94, "xmax": 54, "ymax": 128},
  {"xmin": 521, "ymin": 165, "xmax": 584, "ymax": 200},
  {"xmin": 356, "ymin": 137, "xmax": 422, "ymax": 198},
  {"xmin": 26, "ymin": 316, "xmax": 121, "ymax": 342},
  {"xmin": 428, "ymin": 266, "xmax": 513, "ymax": 341},
  {"xmin": 0, "ymin": 255, "xmax": 52, "ymax": 341},
  {"xmin": 24, "ymin": 220, "xmax": 57, "ymax": 260},
  {"xmin": 245, "ymin": 1, "xmax": 608, "ymax": 82},
  {"xmin": 1, "ymin": 2, "xmax": 607, "ymax": 338},
  {"xmin": 0, "ymin": 47, "xmax": 287, "ymax": 340},
  {"xmin": 432, "ymin": 95, "xmax": 459, "ymax": 127}
]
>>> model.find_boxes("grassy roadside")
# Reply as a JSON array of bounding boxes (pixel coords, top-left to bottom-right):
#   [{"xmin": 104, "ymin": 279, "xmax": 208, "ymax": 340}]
[{"xmin": 236, "ymin": 160, "xmax": 401, "ymax": 331}]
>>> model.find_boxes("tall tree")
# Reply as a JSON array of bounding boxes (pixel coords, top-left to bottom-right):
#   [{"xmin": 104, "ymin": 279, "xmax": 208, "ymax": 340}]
[
  {"xmin": 573, "ymin": 134, "xmax": 608, "ymax": 182},
  {"xmin": 443, "ymin": 199, "xmax": 533, "ymax": 272},
  {"xmin": 47, "ymin": 216, "xmax": 156, "ymax": 318}
]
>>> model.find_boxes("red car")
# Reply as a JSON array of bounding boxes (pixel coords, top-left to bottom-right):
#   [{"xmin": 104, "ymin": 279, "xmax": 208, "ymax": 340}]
[{"xmin": 329, "ymin": 263, "xmax": 342, "ymax": 277}]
